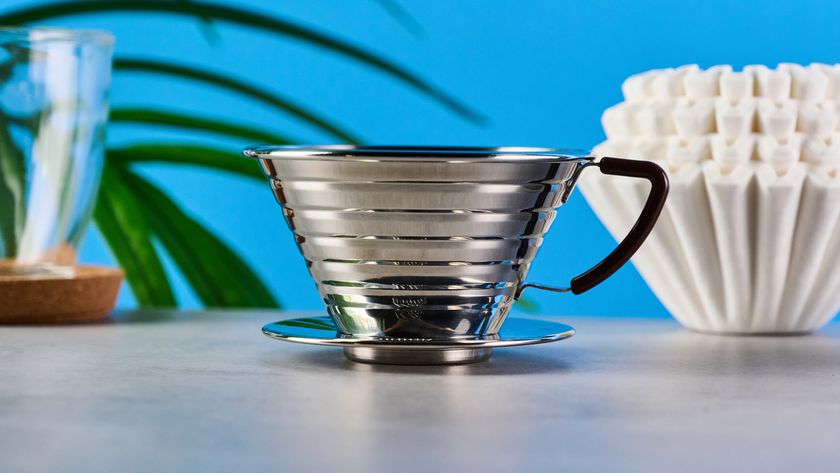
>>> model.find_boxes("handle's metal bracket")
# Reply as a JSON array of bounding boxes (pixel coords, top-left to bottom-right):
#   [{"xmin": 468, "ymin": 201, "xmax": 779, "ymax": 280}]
[{"xmin": 515, "ymin": 283, "xmax": 572, "ymax": 300}]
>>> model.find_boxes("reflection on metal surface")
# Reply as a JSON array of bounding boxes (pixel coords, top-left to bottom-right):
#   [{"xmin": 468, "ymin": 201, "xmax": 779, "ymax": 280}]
[
  {"xmin": 262, "ymin": 316, "xmax": 575, "ymax": 364},
  {"xmin": 343, "ymin": 346, "xmax": 494, "ymax": 365},
  {"xmin": 247, "ymin": 145, "xmax": 589, "ymax": 347}
]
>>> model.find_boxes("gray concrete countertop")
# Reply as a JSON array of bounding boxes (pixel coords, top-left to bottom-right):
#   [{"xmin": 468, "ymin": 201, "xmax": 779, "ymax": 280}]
[{"xmin": 1, "ymin": 311, "xmax": 839, "ymax": 473}]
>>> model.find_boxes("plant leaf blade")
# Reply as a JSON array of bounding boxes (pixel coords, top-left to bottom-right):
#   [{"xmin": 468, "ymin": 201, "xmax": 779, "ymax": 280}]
[
  {"xmin": 374, "ymin": 0, "xmax": 427, "ymax": 37},
  {"xmin": 109, "ymin": 107, "xmax": 295, "ymax": 145},
  {"xmin": 0, "ymin": 0, "xmax": 485, "ymax": 123},
  {"xmin": 94, "ymin": 162, "xmax": 177, "ymax": 306},
  {"xmin": 107, "ymin": 144, "xmax": 265, "ymax": 181},
  {"xmin": 117, "ymin": 167, "xmax": 279, "ymax": 308},
  {"xmin": 114, "ymin": 58, "xmax": 358, "ymax": 143},
  {"xmin": 0, "ymin": 119, "xmax": 27, "ymax": 257}
]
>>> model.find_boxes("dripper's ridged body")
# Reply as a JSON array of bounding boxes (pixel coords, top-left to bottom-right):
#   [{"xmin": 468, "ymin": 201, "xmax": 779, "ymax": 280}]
[{"xmin": 254, "ymin": 149, "xmax": 587, "ymax": 339}]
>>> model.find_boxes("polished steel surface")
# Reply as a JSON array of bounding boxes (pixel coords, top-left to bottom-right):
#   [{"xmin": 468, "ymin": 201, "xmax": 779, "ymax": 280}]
[
  {"xmin": 261, "ymin": 316, "xmax": 575, "ymax": 364},
  {"xmin": 343, "ymin": 346, "xmax": 493, "ymax": 365},
  {"xmin": 247, "ymin": 145, "xmax": 591, "ymax": 343},
  {"xmin": 244, "ymin": 144, "xmax": 590, "ymax": 162}
]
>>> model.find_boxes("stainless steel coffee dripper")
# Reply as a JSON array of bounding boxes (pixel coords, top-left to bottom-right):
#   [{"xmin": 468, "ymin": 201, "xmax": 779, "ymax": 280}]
[{"xmin": 246, "ymin": 146, "xmax": 668, "ymax": 364}]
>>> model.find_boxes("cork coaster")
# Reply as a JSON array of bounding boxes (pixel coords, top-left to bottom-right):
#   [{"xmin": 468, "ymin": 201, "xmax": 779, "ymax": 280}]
[{"xmin": 0, "ymin": 265, "xmax": 123, "ymax": 324}]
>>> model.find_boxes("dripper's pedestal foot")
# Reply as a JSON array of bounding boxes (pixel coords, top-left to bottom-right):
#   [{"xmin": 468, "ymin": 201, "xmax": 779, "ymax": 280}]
[{"xmin": 343, "ymin": 346, "xmax": 493, "ymax": 365}]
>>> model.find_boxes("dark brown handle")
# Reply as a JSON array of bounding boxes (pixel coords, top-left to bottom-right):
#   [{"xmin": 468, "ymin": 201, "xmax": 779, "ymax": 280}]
[{"xmin": 569, "ymin": 157, "xmax": 669, "ymax": 295}]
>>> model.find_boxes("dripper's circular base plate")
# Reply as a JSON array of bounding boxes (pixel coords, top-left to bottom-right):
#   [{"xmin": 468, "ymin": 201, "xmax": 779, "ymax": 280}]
[{"xmin": 261, "ymin": 316, "xmax": 575, "ymax": 365}]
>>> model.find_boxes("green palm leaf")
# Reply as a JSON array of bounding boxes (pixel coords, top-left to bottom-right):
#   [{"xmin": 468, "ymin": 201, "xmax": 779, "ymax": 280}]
[
  {"xmin": 114, "ymin": 58, "xmax": 357, "ymax": 142},
  {"xmin": 0, "ymin": 119, "xmax": 26, "ymax": 257},
  {"xmin": 515, "ymin": 295, "xmax": 539, "ymax": 314},
  {"xmin": 109, "ymin": 107, "xmax": 295, "ymax": 144},
  {"xmin": 0, "ymin": 0, "xmax": 484, "ymax": 123},
  {"xmin": 374, "ymin": 0, "xmax": 427, "ymax": 37},
  {"xmin": 108, "ymin": 144, "xmax": 263, "ymax": 180},
  {"xmin": 95, "ymin": 163, "xmax": 176, "ymax": 306},
  {"xmin": 117, "ymin": 165, "xmax": 279, "ymax": 308},
  {"xmin": 177, "ymin": 0, "xmax": 219, "ymax": 44}
]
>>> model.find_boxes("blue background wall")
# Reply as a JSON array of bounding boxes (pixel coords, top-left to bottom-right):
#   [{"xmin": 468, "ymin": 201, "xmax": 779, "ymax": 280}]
[{"xmin": 6, "ymin": 0, "xmax": 840, "ymax": 317}]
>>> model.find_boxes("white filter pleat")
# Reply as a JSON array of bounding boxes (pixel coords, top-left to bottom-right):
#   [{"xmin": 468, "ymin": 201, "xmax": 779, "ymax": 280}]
[
  {"xmin": 752, "ymin": 65, "xmax": 792, "ymax": 101},
  {"xmin": 673, "ymin": 99, "xmax": 715, "ymax": 138},
  {"xmin": 719, "ymin": 69, "xmax": 754, "ymax": 102},
  {"xmin": 715, "ymin": 98, "xmax": 756, "ymax": 139},
  {"xmin": 801, "ymin": 214, "xmax": 840, "ymax": 329},
  {"xmin": 789, "ymin": 64, "xmax": 829, "ymax": 101},
  {"xmin": 611, "ymin": 165, "xmax": 707, "ymax": 324},
  {"xmin": 579, "ymin": 172, "xmax": 693, "ymax": 319},
  {"xmin": 710, "ymin": 134, "xmax": 755, "ymax": 170},
  {"xmin": 622, "ymin": 70, "xmax": 660, "ymax": 102},
  {"xmin": 751, "ymin": 163, "xmax": 807, "ymax": 331},
  {"xmin": 636, "ymin": 101, "xmax": 676, "ymax": 137},
  {"xmin": 651, "ymin": 66, "xmax": 694, "ymax": 98},
  {"xmin": 790, "ymin": 168, "xmax": 840, "ymax": 329},
  {"xmin": 825, "ymin": 64, "xmax": 840, "ymax": 100},
  {"xmin": 704, "ymin": 162, "xmax": 755, "ymax": 330},
  {"xmin": 602, "ymin": 103, "xmax": 638, "ymax": 139},
  {"xmin": 797, "ymin": 102, "xmax": 838, "ymax": 137},
  {"xmin": 578, "ymin": 174, "xmax": 638, "ymax": 253},
  {"xmin": 663, "ymin": 164, "xmax": 726, "ymax": 330},
  {"xmin": 776, "ymin": 170, "xmax": 840, "ymax": 331},
  {"xmin": 757, "ymin": 134, "xmax": 804, "ymax": 170},
  {"xmin": 684, "ymin": 65, "xmax": 728, "ymax": 99},
  {"xmin": 665, "ymin": 136, "xmax": 710, "ymax": 168},
  {"xmin": 802, "ymin": 134, "xmax": 840, "ymax": 166},
  {"xmin": 757, "ymin": 99, "xmax": 798, "ymax": 138}
]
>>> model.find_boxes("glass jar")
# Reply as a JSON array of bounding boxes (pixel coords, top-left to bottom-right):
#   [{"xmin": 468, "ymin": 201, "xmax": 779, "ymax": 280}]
[{"xmin": 0, "ymin": 27, "xmax": 113, "ymax": 277}]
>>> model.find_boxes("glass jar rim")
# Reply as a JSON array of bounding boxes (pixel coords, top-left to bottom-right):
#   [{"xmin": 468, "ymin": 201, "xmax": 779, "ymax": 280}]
[{"xmin": 0, "ymin": 27, "xmax": 114, "ymax": 45}]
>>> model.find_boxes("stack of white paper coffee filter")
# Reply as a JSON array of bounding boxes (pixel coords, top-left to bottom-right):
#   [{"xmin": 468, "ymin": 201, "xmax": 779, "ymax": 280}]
[{"xmin": 580, "ymin": 63, "xmax": 840, "ymax": 333}]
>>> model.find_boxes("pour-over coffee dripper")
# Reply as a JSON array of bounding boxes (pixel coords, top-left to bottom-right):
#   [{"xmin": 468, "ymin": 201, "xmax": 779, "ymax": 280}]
[{"xmin": 246, "ymin": 146, "xmax": 668, "ymax": 364}]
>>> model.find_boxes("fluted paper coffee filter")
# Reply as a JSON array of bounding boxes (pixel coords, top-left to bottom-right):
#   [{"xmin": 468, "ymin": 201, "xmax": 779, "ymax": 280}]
[{"xmin": 584, "ymin": 63, "xmax": 840, "ymax": 333}]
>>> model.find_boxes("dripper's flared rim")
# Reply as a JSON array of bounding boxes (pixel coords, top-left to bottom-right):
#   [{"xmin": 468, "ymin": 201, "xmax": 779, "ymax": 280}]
[{"xmin": 243, "ymin": 145, "xmax": 592, "ymax": 163}]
